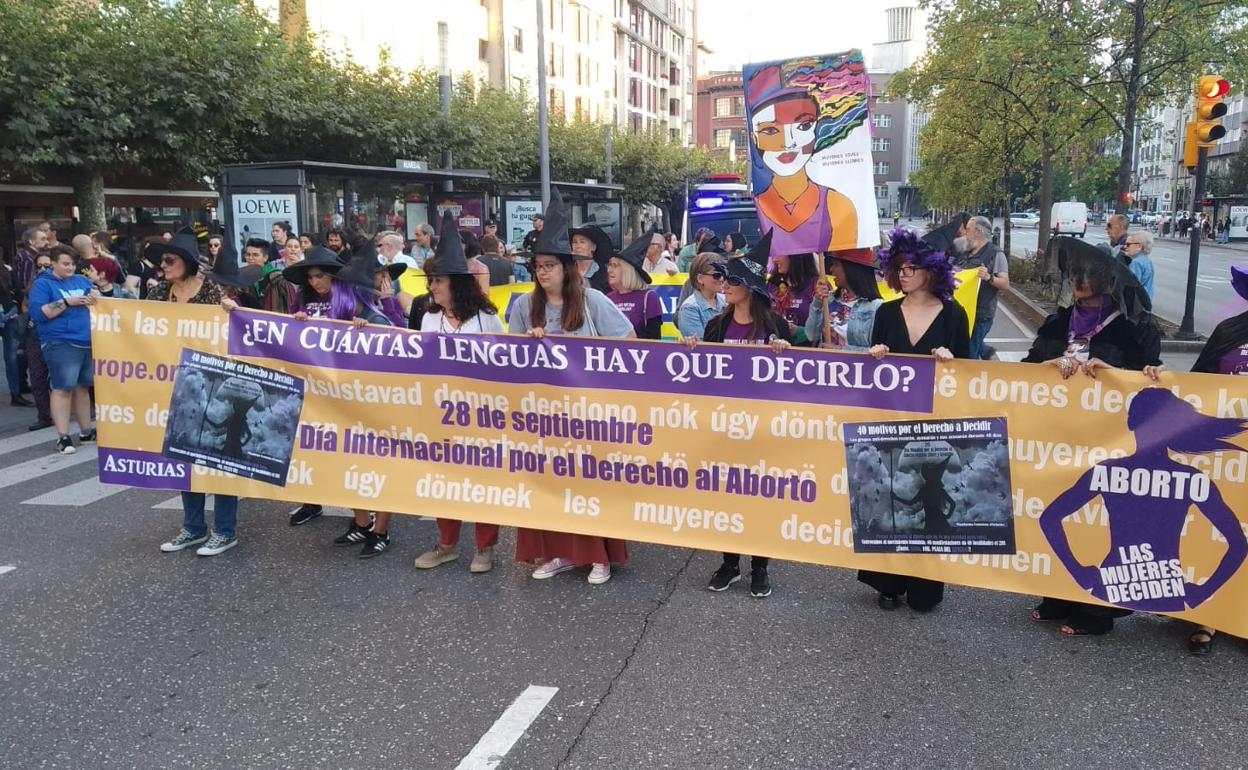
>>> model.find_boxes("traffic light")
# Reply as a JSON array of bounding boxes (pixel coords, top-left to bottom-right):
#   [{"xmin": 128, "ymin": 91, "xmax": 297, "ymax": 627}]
[
  {"xmin": 1184, "ymin": 123, "xmax": 1199, "ymax": 170},
  {"xmin": 1194, "ymin": 75, "xmax": 1231, "ymax": 148}
]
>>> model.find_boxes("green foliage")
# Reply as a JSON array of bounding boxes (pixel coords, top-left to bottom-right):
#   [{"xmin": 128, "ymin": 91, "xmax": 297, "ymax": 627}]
[
  {"xmin": 1208, "ymin": 141, "xmax": 1248, "ymax": 197},
  {"xmin": 1071, "ymin": 155, "xmax": 1121, "ymax": 207},
  {"xmin": 0, "ymin": 0, "xmax": 713, "ymax": 220}
]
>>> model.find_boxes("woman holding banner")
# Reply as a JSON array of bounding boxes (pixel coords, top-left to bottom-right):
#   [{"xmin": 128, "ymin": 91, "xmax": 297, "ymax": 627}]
[
  {"xmin": 1024, "ymin": 236, "xmax": 1160, "ymax": 636},
  {"xmin": 283, "ymin": 244, "xmax": 396, "ymax": 555},
  {"xmin": 862, "ymin": 228, "xmax": 969, "ymax": 611},
  {"xmin": 509, "ymin": 189, "xmax": 634, "ymax": 586},
  {"xmin": 151, "ymin": 231, "xmax": 241, "ymax": 558},
  {"xmin": 607, "ymin": 233, "xmax": 664, "ymax": 340},
  {"xmin": 805, "ymin": 248, "xmax": 882, "ymax": 351},
  {"xmin": 686, "ymin": 231, "xmax": 792, "ymax": 599},
  {"xmin": 413, "ymin": 213, "xmax": 507, "ymax": 574}
]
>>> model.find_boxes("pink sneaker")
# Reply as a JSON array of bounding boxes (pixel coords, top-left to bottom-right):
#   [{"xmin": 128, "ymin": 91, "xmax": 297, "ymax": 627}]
[
  {"xmin": 532, "ymin": 557, "xmax": 575, "ymax": 579},
  {"xmin": 587, "ymin": 563, "xmax": 611, "ymax": 585}
]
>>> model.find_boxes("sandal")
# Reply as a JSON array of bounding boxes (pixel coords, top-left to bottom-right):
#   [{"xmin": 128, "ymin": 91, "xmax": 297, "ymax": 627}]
[{"xmin": 1188, "ymin": 628, "xmax": 1216, "ymax": 656}]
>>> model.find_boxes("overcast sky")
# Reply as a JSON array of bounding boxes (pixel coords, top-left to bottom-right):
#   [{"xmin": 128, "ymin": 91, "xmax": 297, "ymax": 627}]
[{"xmin": 696, "ymin": 0, "xmax": 891, "ymax": 71}]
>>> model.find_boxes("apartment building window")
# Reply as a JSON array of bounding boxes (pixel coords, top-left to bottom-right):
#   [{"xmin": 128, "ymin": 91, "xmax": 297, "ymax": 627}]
[
  {"xmin": 670, "ymin": 127, "xmax": 679, "ymax": 142},
  {"xmin": 876, "ymin": 185, "xmax": 889, "ymax": 200},
  {"xmin": 733, "ymin": 128, "xmax": 748, "ymax": 147},
  {"xmin": 874, "ymin": 161, "xmax": 890, "ymax": 176},
  {"xmin": 872, "ymin": 114, "xmax": 892, "ymax": 129},
  {"xmin": 575, "ymin": 53, "xmax": 583, "ymax": 85},
  {"xmin": 714, "ymin": 129, "xmax": 732, "ymax": 148},
  {"xmin": 575, "ymin": 96, "xmax": 584, "ymax": 118},
  {"xmin": 629, "ymin": 41, "xmax": 641, "ymax": 72},
  {"xmin": 732, "ymin": 96, "xmax": 744, "ymax": 115},
  {"xmin": 714, "ymin": 97, "xmax": 731, "ymax": 117},
  {"xmin": 628, "ymin": 77, "xmax": 641, "ymax": 108},
  {"xmin": 629, "ymin": 112, "xmax": 643, "ymax": 133},
  {"xmin": 513, "ymin": 27, "xmax": 523, "ymax": 53},
  {"xmin": 478, "ymin": 39, "xmax": 488, "ymax": 61},
  {"xmin": 669, "ymin": 97, "xmax": 680, "ymax": 117},
  {"xmin": 871, "ymin": 137, "xmax": 891, "ymax": 152}
]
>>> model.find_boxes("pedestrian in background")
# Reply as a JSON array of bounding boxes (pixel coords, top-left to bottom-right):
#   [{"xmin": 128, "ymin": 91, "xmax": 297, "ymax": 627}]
[
  {"xmin": 1122, "ymin": 231, "xmax": 1155, "ymax": 303},
  {"xmin": 29, "ymin": 247, "xmax": 100, "ymax": 454},
  {"xmin": 954, "ymin": 215, "xmax": 1009, "ymax": 359},
  {"xmin": 23, "ymin": 252, "xmax": 55, "ymax": 431}
]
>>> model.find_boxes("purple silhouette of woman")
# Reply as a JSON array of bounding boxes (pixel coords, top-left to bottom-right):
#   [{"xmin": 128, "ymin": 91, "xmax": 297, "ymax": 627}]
[{"xmin": 1038, "ymin": 388, "xmax": 1247, "ymax": 632}]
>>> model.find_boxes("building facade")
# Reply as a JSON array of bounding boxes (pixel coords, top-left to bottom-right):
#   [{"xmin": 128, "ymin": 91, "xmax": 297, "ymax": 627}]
[
  {"xmin": 869, "ymin": 3, "xmax": 928, "ymax": 217},
  {"xmin": 263, "ymin": 0, "xmax": 695, "ymax": 143},
  {"xmin": 693, "ymin": 71, "xmax": 746, "ymax": 163}
]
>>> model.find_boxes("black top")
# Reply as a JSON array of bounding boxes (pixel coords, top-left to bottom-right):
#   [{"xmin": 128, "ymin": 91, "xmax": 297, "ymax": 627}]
[
  {"xmin": 479, "ymin": 254, "xmax": 514, "ymax": 287},
  {"xmin": 702, "ymin": 309, "xmax": 793, "ymax": 344},
  {"xmin": 871, "ymin": 298, "xmax": 971, "ymax": 358},
  {"xmin": 1022, "ymin": 305, "xmax": 1161, "ymax": 370},
  {"xmin": 1192, "ymin": 311, "xmax": 1248, "ymax": 374}
]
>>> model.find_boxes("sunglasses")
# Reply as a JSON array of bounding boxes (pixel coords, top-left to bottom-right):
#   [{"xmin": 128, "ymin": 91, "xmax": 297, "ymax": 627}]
[
  {"xmin": 724, "ymin": 275, "xmax": 745, "ymax": 287},
  {"xmin": 160, "ymin": 255, "xmax": 179, "ymax": 266}
]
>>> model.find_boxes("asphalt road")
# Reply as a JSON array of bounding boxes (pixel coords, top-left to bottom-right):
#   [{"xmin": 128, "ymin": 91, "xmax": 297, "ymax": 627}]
[
  {"xmin": 997, "ymin": 223, "xmax": 1246, "ymax": 336},
  {"xmin": 0, "ymin": 336, "xmax": 1235, "ymax": 770}
]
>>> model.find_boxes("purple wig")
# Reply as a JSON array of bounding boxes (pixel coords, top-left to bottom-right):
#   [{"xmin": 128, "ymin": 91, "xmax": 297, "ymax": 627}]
[
  {"xmin": 1128, "ymin": 388, "xmax": 1248, "ymax": 453},
  {"xmin": 880, "ymin": 227, "xmax": 958, "ymax": 301},
  {"xmin": 292, "ymin": 279, "xmax": 380, "ymax": 322}
]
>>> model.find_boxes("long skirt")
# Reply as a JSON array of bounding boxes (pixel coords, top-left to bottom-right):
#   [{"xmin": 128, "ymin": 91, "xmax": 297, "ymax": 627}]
[
  {"xmin": 857, "ymin": 570, "xmax": 945, "ymax": 611},
  {"xmin": 515, "ymin": 529, "xmax": 628, "ymax": 567}
]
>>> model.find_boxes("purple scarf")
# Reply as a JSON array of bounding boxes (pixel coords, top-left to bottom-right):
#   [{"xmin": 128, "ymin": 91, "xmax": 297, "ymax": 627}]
[{"xmin": 1069, "ymin": 294, "xmax": 1114, "ymax": 340}]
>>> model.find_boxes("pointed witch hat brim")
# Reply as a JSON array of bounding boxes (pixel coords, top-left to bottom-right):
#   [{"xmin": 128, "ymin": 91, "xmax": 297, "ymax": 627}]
[
  {"xmin": 615, "ymin": 229, "xmax": 658, "ymax": 285},
  {"xmin": 282, "ymin": 246, "xmax": 344, "ymax": 286}
]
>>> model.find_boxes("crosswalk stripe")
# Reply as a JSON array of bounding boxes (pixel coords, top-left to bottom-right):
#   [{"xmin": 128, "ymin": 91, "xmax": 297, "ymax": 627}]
[
  {"xmin": 994, "ymin": 351, "xmax": 1027, "ymax": 362},
  {"xmin": 0, "ymin": 427, "xmax": 66, "ymax": 457},
  {"xmin": 23, "ymin": 476, "xmax": 126, "ymax": 506},
  {"xmin": 150, "ymin": 495, "xmax": 434, "ymax": 521},
  {"xmin": 0, "ymin": 446, "xmax": 97, "ymax": 490}
]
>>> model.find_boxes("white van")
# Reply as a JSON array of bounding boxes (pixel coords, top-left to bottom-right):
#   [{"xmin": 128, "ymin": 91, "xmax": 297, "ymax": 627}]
[{"xmin": 1051, "ymin": 201, "xmax": 1089, "ymax": 237}]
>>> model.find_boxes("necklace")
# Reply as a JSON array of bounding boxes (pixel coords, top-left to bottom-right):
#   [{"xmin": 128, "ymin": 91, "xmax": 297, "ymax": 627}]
[{"xmin": 439, "ymin": 312, "xmax": 468, "ymax": 333}]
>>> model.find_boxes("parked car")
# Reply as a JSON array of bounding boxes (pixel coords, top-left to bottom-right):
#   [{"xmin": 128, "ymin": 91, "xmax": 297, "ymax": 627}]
[
  {"xmin": 1051, "ymin": 201, "xmax": 1089, "ymax": 237},
  {"xmin": 1009, "ymin": 212, "xmax": 1040, "ymax": 228}
]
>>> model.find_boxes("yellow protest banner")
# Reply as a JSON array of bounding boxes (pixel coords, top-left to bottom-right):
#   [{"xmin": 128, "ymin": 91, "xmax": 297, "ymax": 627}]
[{"xmin": 90, "ymin": 299, "xmax": 1248, "ymax": 636}]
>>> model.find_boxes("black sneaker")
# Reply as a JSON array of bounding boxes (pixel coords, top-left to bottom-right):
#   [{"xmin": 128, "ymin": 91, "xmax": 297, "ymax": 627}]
[
  {"xmin": 749, "ymin": 569, "xmax": 772, "ymax": 598},
  {"xmin": 56, "ymin": 435, "xmax": 76, "ymax": 455},
  {"xmin": 358, "ymin": 532, "xmax": 391, "ymax": 559},
  {"xmin": 707, "ymin": 565, "xmax": 741, "ymax": 592},
  {"xmin": 333, "ymin": 520, "xmax": 373, "ymax": 546},
  {"xmin": 77, "ymin": 428, "xmax": 97, "ymax": 443},
  {"xmin": 289, "ymin": 503, "xmax": 324, "ymax": 526}
]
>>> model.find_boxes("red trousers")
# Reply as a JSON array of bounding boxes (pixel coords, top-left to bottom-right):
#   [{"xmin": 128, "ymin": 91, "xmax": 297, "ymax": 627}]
[{"xmin": 437, "ymin": 519, "xmax": 499, "ymax": 549}]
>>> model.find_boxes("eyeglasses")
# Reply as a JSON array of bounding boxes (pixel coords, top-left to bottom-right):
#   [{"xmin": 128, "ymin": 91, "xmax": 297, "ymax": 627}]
[
  {"xmin": 160, "ymin": 255, "xmax": 179, "ymax": 266},
  {"xmin": 701, "ymin": 270, "xmax": 726, "ymax": 280},
  {"xmin": 533, "ymin": 262, "xmax": 562, "ymax": 273},
  {"xmin": 1124, "ymin": 240, "xmax": 1141, "ymax": 246},
  {"xmin": 898, "ymin": 264, "xmax": 925, "ymax": 277}
]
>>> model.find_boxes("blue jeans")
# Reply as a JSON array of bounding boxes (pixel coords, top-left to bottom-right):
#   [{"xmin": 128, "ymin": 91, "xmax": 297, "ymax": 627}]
[
  {"xmin": 182, "ymin": 493, "xmax": 239, "ymax": 539},
  {"xmin": 2, "ymin": 315, "xmax": 20, "ymax": 397},
  {"xmin": 970, "ymin": 309, "xmax": 995, "ymax": 360}
]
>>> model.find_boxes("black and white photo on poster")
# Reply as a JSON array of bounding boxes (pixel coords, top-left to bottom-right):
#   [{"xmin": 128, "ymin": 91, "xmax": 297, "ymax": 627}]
[
  {"xmin": 845, "ymin": 417, "xmax": 1015, "ymax": 555},
  {"xmin": 161, "ymin": 349, "xmax": 304, "ymax": 486}
]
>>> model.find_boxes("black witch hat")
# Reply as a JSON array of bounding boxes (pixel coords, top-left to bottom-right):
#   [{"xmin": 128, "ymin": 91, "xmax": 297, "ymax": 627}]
[
  {"xmin": 154, "ymin": 228, "xmax": 202, "ymax": 273},
  {"xmin": 533, "ymin": 187, "xmax": 576, "ymax": 260},
  {"xmin": 921, "ymin": 214, "xmax": 968, "ymax": 255},
  {"xmin": 423, "ymin": 210, "xmax": 472, "ymax": 276},
  {"xmin": 1050, "ymin": 235, "xmax": 1151, "ymax": 322},
  {"xmin": 282, "ymin": 246, "xmax": 343, "ymax": 286},
  {"xmin": 335, "ymin": 241, "xmax": 382, "ymax": 294},
  {"xmin": 205, "ymin": 241, "xmax": 263, "ymax": 290},
  {"xmin": 615, "ymin": 229, "xmax": 657, "ymax": 285},
  {"xmin": 724, "ymin": 228, "xmax": 772, "ymax": 300},
  {"xmin": 570, "ymin": 224, "xmax": 613, "ymax": 263}
]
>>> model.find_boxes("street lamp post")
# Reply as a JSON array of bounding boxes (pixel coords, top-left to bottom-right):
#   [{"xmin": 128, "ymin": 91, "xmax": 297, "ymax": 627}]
[{"xmin": 536, "ymin": 0, "xmax": 551, "ymax": 208}]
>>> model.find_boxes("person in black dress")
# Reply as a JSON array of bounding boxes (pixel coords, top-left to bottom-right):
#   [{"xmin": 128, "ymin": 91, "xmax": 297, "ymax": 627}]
[
  {"xmin": 1024, "ymin": 236, "xmax": 1161, "ymax": 636},
  {"xmin": 861, "ymin": 227, "xmax": 970, "ymax": 612}
]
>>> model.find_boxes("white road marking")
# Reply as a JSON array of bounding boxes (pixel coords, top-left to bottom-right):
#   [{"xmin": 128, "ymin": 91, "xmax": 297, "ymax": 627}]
[
  {"xmin": 23, "ymin": 476, "xmax": 125, "ymax": 506},
  {"xmin": 0, "ymin": 447, "xmax": 97, "ymax": 490},
  {"xmin": 455, "ymin": 685, "xmax": 559, "ymax": 770},
  {"xmin": 996, "ymin": 300, "xmax": 1036, "ymax": 339},
  {"xmin": 151, "ymin": 497, "xmax": 434, "ymax": 522},
  {"xmin": 994, "ymin": 351, "xmax": 1027, "ymax": 363},
  {"xmin": 0, "ymin": 565, "xmax": 15, "ymax": 576},
  {"xmin": 985, "ymin": 338, "xmax": 1033, "ymax": 344},
  {"xmin": 0, "ymin": 427, "xmax": 64, "ymax": 457}
]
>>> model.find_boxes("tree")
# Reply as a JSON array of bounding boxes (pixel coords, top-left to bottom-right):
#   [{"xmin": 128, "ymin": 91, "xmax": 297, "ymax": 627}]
[
  {"xmin": 1065, "ymin": 0, "xmax": 1248, "ymax": 214},
  {"xmin": 0, "ymin": 0, "xmax": 283, "ymax": 230},
  {"xmin": 1208, "ymin": 141, "xmax": 1248, "ymax": 196}
]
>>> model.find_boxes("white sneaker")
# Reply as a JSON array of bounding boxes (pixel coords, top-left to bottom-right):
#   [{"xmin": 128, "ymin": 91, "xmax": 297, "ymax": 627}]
[
  {"xmin": 532, "ymin": 557, "xmax": 575, "ymax": 580},
  {"xmin": 196, "ymin": 533, "xmax": 238, "ymax": 557},
  {"xmin": 587, "ymin": 563, "xmax": 611, "ymax": 585}
]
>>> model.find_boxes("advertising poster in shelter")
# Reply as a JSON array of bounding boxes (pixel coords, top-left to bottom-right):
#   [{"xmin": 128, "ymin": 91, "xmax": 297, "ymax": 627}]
[
  {"xmin": 846, "ymin": 417, "xmax": 1014, "ymax": 555},
  {"xmin": 161, "ymin": 349, "xmax": 305, "ymax": 486},
  {"xmin": 231, "ymin": 193, "xmax": 297, "ymax": 252},
  {"xmin": 742, "ymin": 49, "xmax": 879, "ymax": 253},
  {"xmin": 433, "ymin": 195, "xmax": 486, "ymax": 237},
  {"xmin": 505, "ymin": 200, "xmax": 543, "ymax": 249}
]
